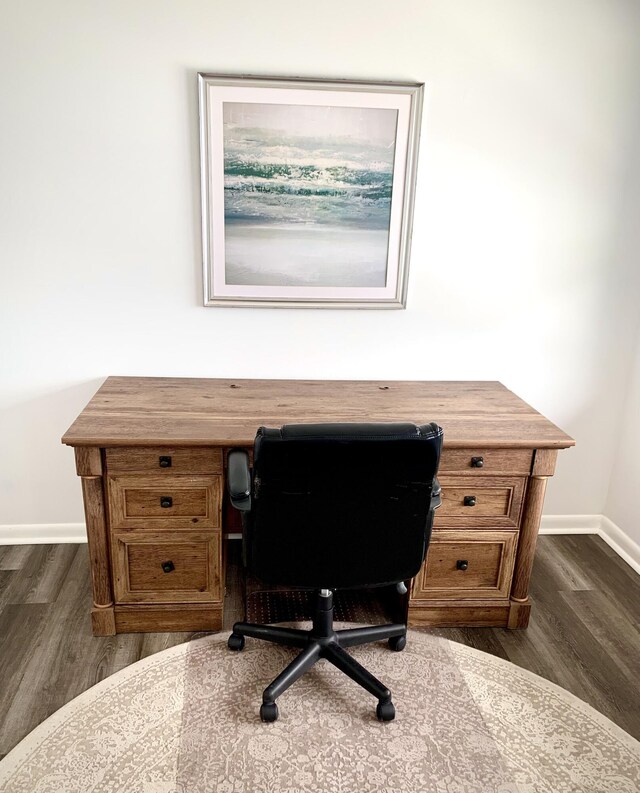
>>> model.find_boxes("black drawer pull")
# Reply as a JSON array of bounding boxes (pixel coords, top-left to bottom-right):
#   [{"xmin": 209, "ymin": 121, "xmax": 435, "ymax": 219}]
[
  {"xmin": 471, "ymin": 456, "xmax": 484, "ymax": 468},
  {"xmin": 159, "ymin": 456, "xmax": 172, "ymax": 468},
  {"xmin": 463, "ymin": 496, "xmax": 476, "ymax": 507},
  {"xmin": 456, "ymin": 559, "xmax": 469, "ymax": 571},
  {"xmin": 160, "ymin": 496, "xmax": 173, "ymax": 508},
  {"xmin": 161, "ymin": 560, "xmax": 175, "ymax": 573}
]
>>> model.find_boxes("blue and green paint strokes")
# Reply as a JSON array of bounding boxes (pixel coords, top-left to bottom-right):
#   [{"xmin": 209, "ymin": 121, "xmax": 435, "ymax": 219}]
[{"xmin": 221, "ymin": 102, "xmax": 398, "ymax": 287}]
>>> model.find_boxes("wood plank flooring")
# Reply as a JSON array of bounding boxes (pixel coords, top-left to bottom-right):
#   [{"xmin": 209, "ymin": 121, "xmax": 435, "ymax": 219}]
[{"xmin": 0, "ymin": 535, "xmax": 638, "ymax": 761}]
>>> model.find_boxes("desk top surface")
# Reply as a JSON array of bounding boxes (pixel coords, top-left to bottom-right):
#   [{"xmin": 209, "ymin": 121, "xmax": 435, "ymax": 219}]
[{"xmin": 62, "ymin": 377, "xmax": 574, "ymax": 449}]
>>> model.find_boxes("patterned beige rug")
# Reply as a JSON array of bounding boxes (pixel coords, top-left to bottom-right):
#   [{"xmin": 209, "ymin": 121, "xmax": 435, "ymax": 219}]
[{"xmin": 0, "ymin": 630, "xmax": 638, "ymax": 792}]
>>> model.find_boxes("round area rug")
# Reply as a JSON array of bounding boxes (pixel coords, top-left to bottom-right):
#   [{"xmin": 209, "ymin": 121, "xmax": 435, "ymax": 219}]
[{"xmin": 0, "ymin": 630, "xmax": 638, "ymax": 793}]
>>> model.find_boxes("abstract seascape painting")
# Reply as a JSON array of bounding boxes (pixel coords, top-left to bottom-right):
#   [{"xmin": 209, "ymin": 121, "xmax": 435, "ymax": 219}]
[{"xmin": 198, "ymin": 75, "xmax": 423, "ymax": 308}]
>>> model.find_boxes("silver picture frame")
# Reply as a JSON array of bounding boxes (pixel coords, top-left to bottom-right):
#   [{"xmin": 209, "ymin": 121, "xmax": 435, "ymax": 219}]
[{"xmin": 198, "ymin": 74, "xmax": 424, "ymax": 309}]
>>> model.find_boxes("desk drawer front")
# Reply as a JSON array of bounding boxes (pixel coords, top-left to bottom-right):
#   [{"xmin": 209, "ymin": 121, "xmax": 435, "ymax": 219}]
[
  {"xmin": 435, "ymin": 476, "xmax": 525, "ymax": 528},
  {"xmin": 107, "ymin": 475, "xmax": 221, "ymax": 530},
  {"xmin": 413, "ymin": 529, "xmax": 517, "ymax": 600},
  {"xmin": 105, "ymin": 447, "xmax": 223, "ymax": 475},
  {"xmin": 439, "ymin": 448, "xmax": 532, "ymax": 476},
  {"xmin": 112, "ymin": 531, "xmax": 221, "ymax": 604}
]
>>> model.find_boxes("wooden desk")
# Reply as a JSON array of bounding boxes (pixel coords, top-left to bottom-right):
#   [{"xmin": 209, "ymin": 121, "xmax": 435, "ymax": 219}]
[{"xmin": 62, "ymin": 377, "xmax": 574, "ymax": 635}]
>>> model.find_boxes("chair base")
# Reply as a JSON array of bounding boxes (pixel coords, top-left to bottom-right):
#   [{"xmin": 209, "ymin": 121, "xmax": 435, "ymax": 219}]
[{"xmin": 228, "ymin": 589, "xmax": 406, "ymax": 722}]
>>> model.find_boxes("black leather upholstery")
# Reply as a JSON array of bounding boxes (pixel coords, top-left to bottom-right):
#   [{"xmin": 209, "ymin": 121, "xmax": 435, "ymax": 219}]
[
  {"xmin": 275, "ymin": 421, "xmax": 440, "ymax": 439},
  {"xmin": 245, "ymin": 422, "xmax": 443, "ymax": 589},
  {"xmin": 228, "ymin": 449, "xmax": 251, "ymax": 510}
]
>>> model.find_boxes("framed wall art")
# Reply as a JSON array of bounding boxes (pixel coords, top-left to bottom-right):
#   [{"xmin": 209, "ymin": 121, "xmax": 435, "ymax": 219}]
[{"xmin": 198, "ymin": 74, "xmax": 424, "ymax": 309}]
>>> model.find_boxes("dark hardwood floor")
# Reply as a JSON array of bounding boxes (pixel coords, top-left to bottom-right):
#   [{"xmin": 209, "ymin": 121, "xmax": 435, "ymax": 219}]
[{"xmin": 0, "ymin": 535, "xmax": 638, "ymax": 760}]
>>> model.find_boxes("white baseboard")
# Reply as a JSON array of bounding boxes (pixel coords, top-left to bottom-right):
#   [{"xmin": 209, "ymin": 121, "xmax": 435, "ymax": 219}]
[
  {"xmin": 0, "ymin": 523, "xmax": 87, "ymax": 545},
  {"xmin": 539, "ymin": 514, "xmax": 602, "ymax": 534},
  {"xmin": 1, "ymin": 517, "xmax": 638, "ymax": 575},
  {"xmin": 540, "ymin": 514, "xmax": 640, "ymax": 575},
  {"xmin": 598, "ymin": 516, "xmax": 640, "ymax": 576}
]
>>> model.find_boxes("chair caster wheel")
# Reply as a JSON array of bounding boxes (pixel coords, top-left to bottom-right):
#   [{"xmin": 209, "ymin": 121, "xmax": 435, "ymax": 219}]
[
  {"xmin": 260, "ymin": 702, "xmax": 279, "ymax": 722},
  {"xmin": 388, "ymin": 634, "xmax": 406, "ymax": 652},
  {"xmin": 227, "ymin": 633, "xmax": 245, "ymax": 651},
  {"xmin": 376, "ymin": 700, "xmax": 395, "ymax": 722}
]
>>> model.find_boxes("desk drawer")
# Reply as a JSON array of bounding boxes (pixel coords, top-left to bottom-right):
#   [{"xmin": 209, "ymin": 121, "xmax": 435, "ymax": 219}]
[
  {"xmin": 439, "ymin": 448, "xmax": 532, "ymax": 476},
  {"xmin": 111, "ymin": 530, "xmax": 221, "ymax": 604},
  {"xmin": 105, "ymin": 447, "xmax": 223, "ymax": 475},
  {"xmin": 435, "ymin": 476, "xmax": 525, "ymax": 528},
  {"xmin": 413, "ymin": 530, "xmax": 517, "ymax": 601},
  {"xmin": 107, "ymin": 475, "xmax": 221, "ymax": 530}
]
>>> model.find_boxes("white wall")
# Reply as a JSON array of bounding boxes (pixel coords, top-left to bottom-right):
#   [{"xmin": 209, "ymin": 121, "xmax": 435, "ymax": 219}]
[
  {"xmin": 1, "ymin": 0, "xmax": 640, "ymax": 529},
  {"xmin": 603, "ymin": 68, "xmax": 640, "ymax": 549},
  {"xmin": 606, "ymin": 328, "xmax": 640, "ymax": 546}
]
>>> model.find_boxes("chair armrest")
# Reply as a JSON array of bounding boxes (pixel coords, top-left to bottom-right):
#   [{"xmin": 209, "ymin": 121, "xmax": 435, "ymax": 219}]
[
  {"xmin": 228, "ymin": 450, "xmax": 251, "ymax": 511},
  {"xmin": 431, "ymin": 477, "xmax": 442, "ymax": 511}
]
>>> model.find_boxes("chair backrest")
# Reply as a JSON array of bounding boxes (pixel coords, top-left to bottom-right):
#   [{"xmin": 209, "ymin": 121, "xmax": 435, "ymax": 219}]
[{"xmin": 245, "ymin": 422, "xmax": 443, "ymax": 589}]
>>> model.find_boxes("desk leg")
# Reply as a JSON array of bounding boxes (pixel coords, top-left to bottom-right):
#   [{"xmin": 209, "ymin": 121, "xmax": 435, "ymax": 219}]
[
  {"xmin": 508, "ymin": 474, "xmax": 548, "ymax": 629},
  {"xmin": 76, "ymin": 448, "xmax": 116, "ymax": 636}
]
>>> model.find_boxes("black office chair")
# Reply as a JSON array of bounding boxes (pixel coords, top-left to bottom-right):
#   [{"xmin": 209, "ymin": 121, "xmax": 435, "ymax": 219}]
[{"xmin": 227, "ymin": 422, "xmax": 443, "ymax": 722}]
